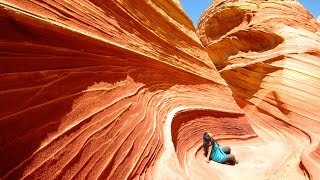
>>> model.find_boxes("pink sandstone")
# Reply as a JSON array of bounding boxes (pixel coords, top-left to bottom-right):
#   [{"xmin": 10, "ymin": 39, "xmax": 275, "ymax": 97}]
[
  {"xmin": 0, "ymin": 0, "xmax": 319, "ymax": 179},
  {"xmin": 197, "ymin": 0, "xmax": 320, "ymax": 179}
]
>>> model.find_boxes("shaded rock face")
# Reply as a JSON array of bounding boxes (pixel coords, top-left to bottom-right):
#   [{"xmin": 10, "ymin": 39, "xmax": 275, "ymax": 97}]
[
  {"xmin": 0, "ymin": 1, "xmax": 319, "ymax": 180},
  {"xmin": 198, "ymin": 0, "xmax": 320, "ymax": 179}
]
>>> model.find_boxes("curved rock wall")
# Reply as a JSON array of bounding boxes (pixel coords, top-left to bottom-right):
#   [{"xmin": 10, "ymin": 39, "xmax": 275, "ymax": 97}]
[
  {"xmin": 1, "ymin": 0, "xmax": 320, "ymax": 179},
  {"xmin": 198, "ymin": 0, "xmax": 320, "ymax": 179},
  {"xmin": 0, "ymin": 0, "xmax": 254, "ymax": 179}
]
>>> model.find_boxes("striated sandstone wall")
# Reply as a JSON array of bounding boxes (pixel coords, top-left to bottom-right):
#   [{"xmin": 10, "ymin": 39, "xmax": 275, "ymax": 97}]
[
  {"xmin": 198, "ymin": 0, "xmax": 320, "ymax": 179},
  {"xmin": 1, "ymin": 0, "xmax": 320, "ymax": 179},
  {"xmin": 0, "ymin": 0, "xmax": 255, "ymax": 179}
]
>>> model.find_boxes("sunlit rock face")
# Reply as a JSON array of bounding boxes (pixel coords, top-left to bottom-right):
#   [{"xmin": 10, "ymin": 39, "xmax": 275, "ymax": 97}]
[
  {"xmin": 198, "ymin": 0, "xmax": 320, "ymax": 179},
  {"xmin": 0, "ymin": 0, "xmax": 256, "ymax": 179},
  {"xmin": 1, "ymin": 0, "xmax": 320, "ymax": 179}
]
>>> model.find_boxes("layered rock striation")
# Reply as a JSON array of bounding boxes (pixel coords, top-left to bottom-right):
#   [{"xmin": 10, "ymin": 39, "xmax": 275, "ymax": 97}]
[
  {"xmin": 0, "ymin": 0, "xmax": 252, "ymax": 179},
  {"xmin": 0, "ymin": 0, "xmax": 319, "ymax": 179},
  {"xmin": 198, "ymin": 0, "xmax": 320, "ymax": 179}
]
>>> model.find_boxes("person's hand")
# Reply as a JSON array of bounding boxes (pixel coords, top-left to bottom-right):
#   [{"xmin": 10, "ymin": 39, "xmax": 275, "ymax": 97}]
[{"xmin": 206, "ymin": 160, "xmax": 210, "ymax": 163}]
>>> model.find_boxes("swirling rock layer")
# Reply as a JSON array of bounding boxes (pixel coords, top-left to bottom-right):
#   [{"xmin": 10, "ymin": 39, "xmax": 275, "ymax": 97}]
[
  {"xmin": 0, "ymin": 0, "xmax": 249, "ymax": 179},
  {"xmin": 0, "ymin": 0, "xmax": 319, "ymax": 179},
  {"xmin": 198, "ymin": 0, "xmax": 320, "ymax": 179}
]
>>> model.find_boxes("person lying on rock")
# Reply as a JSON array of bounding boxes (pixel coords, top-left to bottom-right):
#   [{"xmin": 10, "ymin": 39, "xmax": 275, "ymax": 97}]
[{"xmin": 203, "ymin": 132, "xmax": 238, "ymax": 165}]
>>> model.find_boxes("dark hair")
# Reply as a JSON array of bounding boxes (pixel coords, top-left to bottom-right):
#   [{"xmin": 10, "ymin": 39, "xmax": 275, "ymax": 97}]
[{"xmin": 203, "ymin": 132, "xmax": 212, "ymax": 156}]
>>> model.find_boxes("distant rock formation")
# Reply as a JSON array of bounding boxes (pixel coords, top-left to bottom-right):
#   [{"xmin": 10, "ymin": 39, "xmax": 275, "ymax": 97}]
[
  {"xmin": 0, "ymin": 0, "xmax": 319, "ymax": 179},
  {"xmin": 197, "ymin": 0, "xmax": 320, "ymax": 179}
]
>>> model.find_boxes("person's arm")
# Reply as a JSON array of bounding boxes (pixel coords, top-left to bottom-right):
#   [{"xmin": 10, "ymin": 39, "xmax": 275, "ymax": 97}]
[{"xmin": 206, "ymin": 144, "xmax": 212, "ymax": 163}]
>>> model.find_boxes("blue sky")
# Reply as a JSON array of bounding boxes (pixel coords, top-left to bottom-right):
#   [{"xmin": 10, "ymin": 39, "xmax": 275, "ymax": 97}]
[{"xmin": 180, "ymin": 0, "xmax": 320, "ymax": 27}]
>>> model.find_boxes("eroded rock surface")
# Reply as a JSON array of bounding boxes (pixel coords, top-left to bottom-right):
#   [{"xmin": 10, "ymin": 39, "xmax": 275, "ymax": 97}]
[
  {"xmin": 0, "ymin": 0, "xmax": 319, "ymax": 179},
  {"xmin": 0, "ymin": 0, "xmax": 253, "ymax": 179},
  {"xmin": 198, "ymin": 0, "xmax": 320, "ymax": 179}
]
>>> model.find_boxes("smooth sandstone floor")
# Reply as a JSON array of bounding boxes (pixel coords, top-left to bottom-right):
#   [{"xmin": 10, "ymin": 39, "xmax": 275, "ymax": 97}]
[{"xmin": 183, "ymin": 110, "xmax": 310, "ymax": 180}]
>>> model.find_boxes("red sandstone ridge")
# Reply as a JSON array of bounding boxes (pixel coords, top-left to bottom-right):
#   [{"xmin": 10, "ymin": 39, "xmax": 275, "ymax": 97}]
[
  {"xmin": 0, "ymin": 0, "xmax": 319, "ymax": 180},
  {"xmin": 0, "ymin": 0, "xmax": 254, "ymax": 179},
  {"xmin": 197, "ymin": 0, "xmax": 320, "ymax": 179}
]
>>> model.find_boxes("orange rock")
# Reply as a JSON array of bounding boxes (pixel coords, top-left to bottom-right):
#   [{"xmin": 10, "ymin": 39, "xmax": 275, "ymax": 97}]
[
  {"xmin": 0, "ymin": 0, "xmax": 253, "ymax": 179},
  {"xmin": 0, "ymin": 0, "xmax": 319, "ymax": 179},
  {"xmin": 198, "ymin": 0, "xmax": 320, "ymax": 179}
]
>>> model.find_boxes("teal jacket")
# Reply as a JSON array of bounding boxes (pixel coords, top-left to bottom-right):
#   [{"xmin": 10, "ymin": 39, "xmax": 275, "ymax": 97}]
[{"xmin": 210, "ymin": 141, "xmax": 226, "ymax": 163}]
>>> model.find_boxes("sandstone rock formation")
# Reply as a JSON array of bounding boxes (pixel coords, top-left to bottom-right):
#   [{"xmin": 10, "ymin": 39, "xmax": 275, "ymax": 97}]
[
  {"xmin": 0, "ymin": 0, "xmax": 252, "ymax": 179},
  {"xmin": 0, "ymin": 0, "xmax": 319, "ymax": 179},
  {"xmin": 197, "ymin": 0, "xmax": 320, "ymax": 179}
]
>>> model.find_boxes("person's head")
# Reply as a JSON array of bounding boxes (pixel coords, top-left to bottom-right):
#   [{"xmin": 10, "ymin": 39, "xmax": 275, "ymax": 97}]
[{"xmin": 203, "ymin": 132, "xmax": 212, "ymax": 156}]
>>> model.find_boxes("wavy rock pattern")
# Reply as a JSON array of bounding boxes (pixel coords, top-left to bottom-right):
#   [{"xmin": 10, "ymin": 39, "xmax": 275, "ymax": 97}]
[
  {"xmin": 0, "ymin": 0, "xmax": 252, "ymax": 179},
  {"xmin": 0, "ymin": 0, "xmax": 319, "ymax": 179},
  {"xmin": 198, "ymin": 0, "xmax": 320, "ymax": 179}
]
